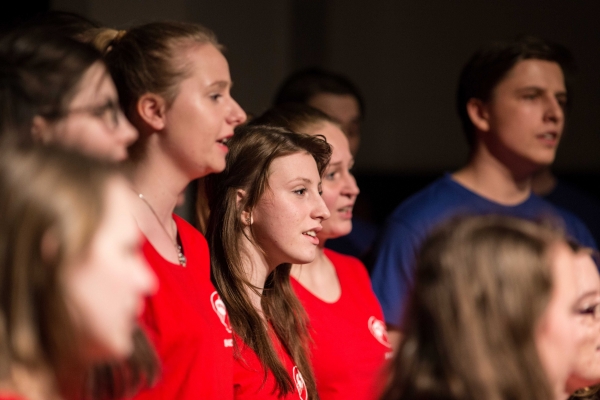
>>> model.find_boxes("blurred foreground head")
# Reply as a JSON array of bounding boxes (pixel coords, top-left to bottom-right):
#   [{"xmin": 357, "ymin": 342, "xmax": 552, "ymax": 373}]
[
  {"xmin": 0, "ymin": 28, "xmax": 137, "ymax": 161},
  {"xmin": 0, "ymin": 145, "xmax": 156, "ymax": 398},
  {"xmin": 382, "ymin": 215, "xmax": 581, "ymax": 400}
]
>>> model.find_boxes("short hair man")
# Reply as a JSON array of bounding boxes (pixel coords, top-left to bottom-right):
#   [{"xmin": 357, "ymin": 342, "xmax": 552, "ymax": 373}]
[{"xmin": 370, "ymin": 36, "xmax": 596, "ymax": 349}]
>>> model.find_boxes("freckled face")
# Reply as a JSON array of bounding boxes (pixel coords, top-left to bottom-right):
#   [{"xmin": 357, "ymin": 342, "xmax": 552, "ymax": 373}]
[
  {"xmin": 481, "ymin": 59, "xmax": 566, "ymax": 172},
  {"xmin": 308, "ymin": 122, "xmax": 359, "ymax": 241},
  {"xmin": 250, "ymin": 152, "xmax": 330, "ymax": 267}
]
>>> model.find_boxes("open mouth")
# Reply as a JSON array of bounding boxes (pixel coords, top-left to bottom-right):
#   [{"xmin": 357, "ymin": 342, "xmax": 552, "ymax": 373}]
[
  {"xmin": 217, "ymin": 137, "xmax": 230, "ymax": 146},
  {"xmin": 303, "ymin": 230, "xmax": 316, "ymax": 237}
]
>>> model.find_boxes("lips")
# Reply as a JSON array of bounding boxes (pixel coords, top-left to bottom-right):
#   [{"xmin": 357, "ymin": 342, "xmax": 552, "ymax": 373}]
[
  {"xmin": 536, "ymin": 131, "xmax": 559, "ymax": 147},
  {"xmin": 337, "ymin": 204, "xmax": 354, "ymax": 219},
  {"xmin": 216, "ymin": 134, "xmax": 233, "ymax": 149},
  {"xmin": 302, "ymin": 227, "xmax": 321, "ymax": 245}
]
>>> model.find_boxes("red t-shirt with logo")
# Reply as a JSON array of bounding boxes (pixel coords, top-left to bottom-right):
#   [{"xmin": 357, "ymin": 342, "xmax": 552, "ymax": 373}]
[
  {"xmin": 233, "ymin": 326, "xmax": 308, "ymax": 400},
  {"xmin": 291, "ymin": 249, "xmax": 392, "ymax": 400},
  {"xmin": 134, "ymin": 215, "xmax": 234, "ymax": 400}
]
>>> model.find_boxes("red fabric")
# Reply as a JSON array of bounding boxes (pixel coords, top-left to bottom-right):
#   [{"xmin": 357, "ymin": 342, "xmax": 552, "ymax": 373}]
[
  {"xmin": 134, "ymin": 215, "xmax": 234, "ymax": 400},
  {"xmin": 233, "ymin": 326, "xmax": 308, "ymax": 400},
  {"xmin": 291, "ymin": 249, "xmax": 392, "ymax": 400},
  {"xmin": 0, "ymin": 394, "xmax": 26, "ymax": 400}
]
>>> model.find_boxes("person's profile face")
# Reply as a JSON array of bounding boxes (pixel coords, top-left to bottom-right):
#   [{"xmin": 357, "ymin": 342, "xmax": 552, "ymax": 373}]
[
  {"xmin": 308, "ymin": 93, "xmax": 361, "ymax": 156},
  {"xmin": 249, "ymin": 152, "xmax": 330, "ymax": 268},
  {"xmin": 535, "ymin": 242, "xmax": 581, "ymax": 399},
  {"xmin": 162, "ymin": 43, "xmax": 246, "ymax": 178},
  {"xmin": 39, "ymin": 62, "xmax": 138, "ymax": 162},
  {"xmin": 566, "ymin": 252, "xmax": 600, "ymax": 393},
  {"xmin": 63, "ymin": 178, "xmax": 157, "ymax": 362},
  {"xmin": 308, "ymin": 122, "xmax": 359, "ymax": 241},
  {"xmin": 479, "ymin": 59, "xmax": 566, "ymax": 171}
]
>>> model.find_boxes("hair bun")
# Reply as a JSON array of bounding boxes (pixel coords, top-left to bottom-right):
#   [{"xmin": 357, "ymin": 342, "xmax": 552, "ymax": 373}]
[{"xmin": 91, "ymin": 28, "xmax": 127, "ymax": 54}]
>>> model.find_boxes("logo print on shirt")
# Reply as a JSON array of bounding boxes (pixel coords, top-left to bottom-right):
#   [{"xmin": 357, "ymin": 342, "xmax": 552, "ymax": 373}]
[
  {"xmin": 210, "ymin": 291, "xmax": 232, "ymax": 333},
  {"xmin": 368, "ymin": 316, "xmax": 392, "ymax": 348},
  {"xmin": 293, "ymin": 366, "xmax": 308, "ymax": 400}
]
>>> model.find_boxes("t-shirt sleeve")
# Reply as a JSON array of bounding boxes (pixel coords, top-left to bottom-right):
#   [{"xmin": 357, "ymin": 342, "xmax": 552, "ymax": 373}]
[{"xmin": 370, "ymin": 218, "xmax": 420, "ymax": 328}]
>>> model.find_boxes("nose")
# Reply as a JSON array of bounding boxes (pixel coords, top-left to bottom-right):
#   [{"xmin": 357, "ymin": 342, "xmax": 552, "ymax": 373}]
[
  {"xmin": 341, "ymin": 172, "xmax": 360, "ymax": 199},
  {"xmin": 227, "ymin": 97, "xmax": 247, "ymax": 127},
  {"xmin": 544, "ymin": 95, "xmax": 564, "ymax": 126},
  {"xmin": 312, "ymin": 193, "xmax": 331, "ymax": 221}
]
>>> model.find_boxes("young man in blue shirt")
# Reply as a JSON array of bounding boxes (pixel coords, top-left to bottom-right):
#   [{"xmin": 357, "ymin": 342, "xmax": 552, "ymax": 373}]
[{"xmin": 370, "ymin": 36, "xmax": 596, "ymax": 349}]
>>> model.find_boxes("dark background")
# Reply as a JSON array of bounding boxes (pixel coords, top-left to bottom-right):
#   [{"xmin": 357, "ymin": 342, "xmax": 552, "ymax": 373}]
[{"xmin": 4, "ymin": 0, "xmax": 600, "ymax": 224}]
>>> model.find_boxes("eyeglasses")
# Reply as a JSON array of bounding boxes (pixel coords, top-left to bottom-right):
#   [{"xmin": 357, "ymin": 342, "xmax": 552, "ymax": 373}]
[
  {"xmin": 577, "ymin": 303, "xmax": 600, "ymax": 320},
  {"xmin": 54, "ymin": 99, "xmax": 123, "ymax": 131}
]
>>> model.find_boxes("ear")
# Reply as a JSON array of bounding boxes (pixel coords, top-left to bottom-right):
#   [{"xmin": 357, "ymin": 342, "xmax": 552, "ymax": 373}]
[
  {"xmin": 237, "ymin": 189, "xmax": 252, "ymax": 226},
  {"xmin": 466, "ymin": 98, "xmax": 490, "ymax": 133},
  {"xmin": 31, "ymin": 115, "xmax": 55, "ymax": 144},
  {"xmin": 136, "ymin": 93, "xmax": 167, "ymax": 131}
]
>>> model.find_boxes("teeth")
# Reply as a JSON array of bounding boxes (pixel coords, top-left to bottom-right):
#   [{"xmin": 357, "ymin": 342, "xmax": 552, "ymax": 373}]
[
  {"xmin": 541, "ymin": 133, "xmax": 555, "ymax": 139},
  {"xmin": 218, "ymin": 137, "xmax": 229, "ymax": 145},
  {"xmin": 304, "ymin": 231, "xmax": 316, "ymax": 237}
]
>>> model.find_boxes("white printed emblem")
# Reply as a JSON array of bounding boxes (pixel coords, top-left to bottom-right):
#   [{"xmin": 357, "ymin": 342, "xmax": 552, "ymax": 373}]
[
  {"xmin": 210, "ymin": 291, "xmax": 232, "ymax": 333},
  {"xmin": 293, "ymin": 366, "xmax": 308, "ymax": 400},
  {"xmin": 368, "ymin": 316, "xmax": 392, "ymax": 348}
]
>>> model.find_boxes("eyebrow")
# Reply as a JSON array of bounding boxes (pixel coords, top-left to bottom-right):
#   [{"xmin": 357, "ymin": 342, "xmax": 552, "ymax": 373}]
[
  {"xmin": 577, "ymin": 290, "xmax": 600, "ymax": 300},
  {"xmin": 516, "ymin": 86, "xmax": 567, "ymax": 95},
  {"xmin": 289, "ymin": 177, "xmax": 314, "ymax": 185},
  {"xmin": 208, "ymin": 80, "xmax": 231, "ymax": 90}
]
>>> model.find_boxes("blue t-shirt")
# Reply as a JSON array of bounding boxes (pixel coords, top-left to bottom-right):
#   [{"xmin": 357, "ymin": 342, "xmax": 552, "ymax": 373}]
[{"xmin": 370, "ymin": 173, "xmax": 597, "ymax": 328}]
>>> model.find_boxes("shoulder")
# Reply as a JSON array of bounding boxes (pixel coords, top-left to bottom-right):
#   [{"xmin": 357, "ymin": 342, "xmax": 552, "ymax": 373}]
[
  {"xmin": 325, "ymin": 248, "xmax": 372, "ymax": 287},
  {"xmin": 530, "ymin": 195, "xmax": 597, "ymax": 249},
  {"xmin": 387, "ymin": 175, "xmax": 467, "ymax": 230}
]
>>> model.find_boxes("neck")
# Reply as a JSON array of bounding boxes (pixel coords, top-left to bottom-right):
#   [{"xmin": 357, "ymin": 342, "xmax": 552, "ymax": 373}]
[
  {"xmin": 531, "ymin": 167, "xmax": 557, "ymax": 197},
  {"xmin": 239, "ymin": 235, "xmax": 276, "ymax": 313},
  {"xmin": 453, "ymin": 144, "xmax": 533, "ymax": 205},
  {"xmin": 291, "ymin": 246, "xmax": 327, "ymax": 279}
]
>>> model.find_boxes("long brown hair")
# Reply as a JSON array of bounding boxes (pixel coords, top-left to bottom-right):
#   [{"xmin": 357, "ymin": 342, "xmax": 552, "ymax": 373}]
[
  {"xmin": 95, "ymin": 21, "xmax": 221, "ymax": 162},
  {"xmin": 0, "ymin": 145, "xmax": 156, "ymax": 399},
  {"xmin": 381, "ymin": 215, "xmax": 562, "ymax": 400},
  {"xmin": 205, "ymin": 125, "xmax": 331, "ymax": 399}
]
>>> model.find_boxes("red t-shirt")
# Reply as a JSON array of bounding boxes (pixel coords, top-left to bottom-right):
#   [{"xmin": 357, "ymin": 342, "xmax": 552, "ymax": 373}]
[
  {"xmin": 291, "ymin": 249, "xmax": 392, "ymax": 400},
  {"xmin": 0, "ymin": 394, "xmax": 26, "ymax": 400},
  {"xmin": 134, "ymin": 215, "xmax": 234, "ymax": 400},
  {"xmin": 233, "ymin": 326, "xmax": 308, "ymax": 400}
]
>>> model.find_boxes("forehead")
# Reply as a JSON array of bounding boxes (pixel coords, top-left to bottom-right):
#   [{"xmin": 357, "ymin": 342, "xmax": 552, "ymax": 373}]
[
  {"xmin": 310, "ymin": 122, "xmax": 350, "ymax": 160},
  {"xmin": 495, "ymin": 59, "xmax": 565, "ymax": 93},
  {"xmin": 177, "ymin": 42, "xmax": 231, "ymax": 84},
  {"xmin": 69, "ymin": 62, "xmax": 115, "ymax": 107},
  {"xmin": 574, "ymin": 253, "xmax": 600, "ymax": 293},
  {"xmin": 268, "ymin": 152, "xmax": 320, "ymax": 183}
]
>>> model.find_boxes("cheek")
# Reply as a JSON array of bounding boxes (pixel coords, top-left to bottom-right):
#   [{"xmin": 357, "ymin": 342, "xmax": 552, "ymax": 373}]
[{"xmin": 321, "ymin": 187, "xmax": 339, "ymax": 212}]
